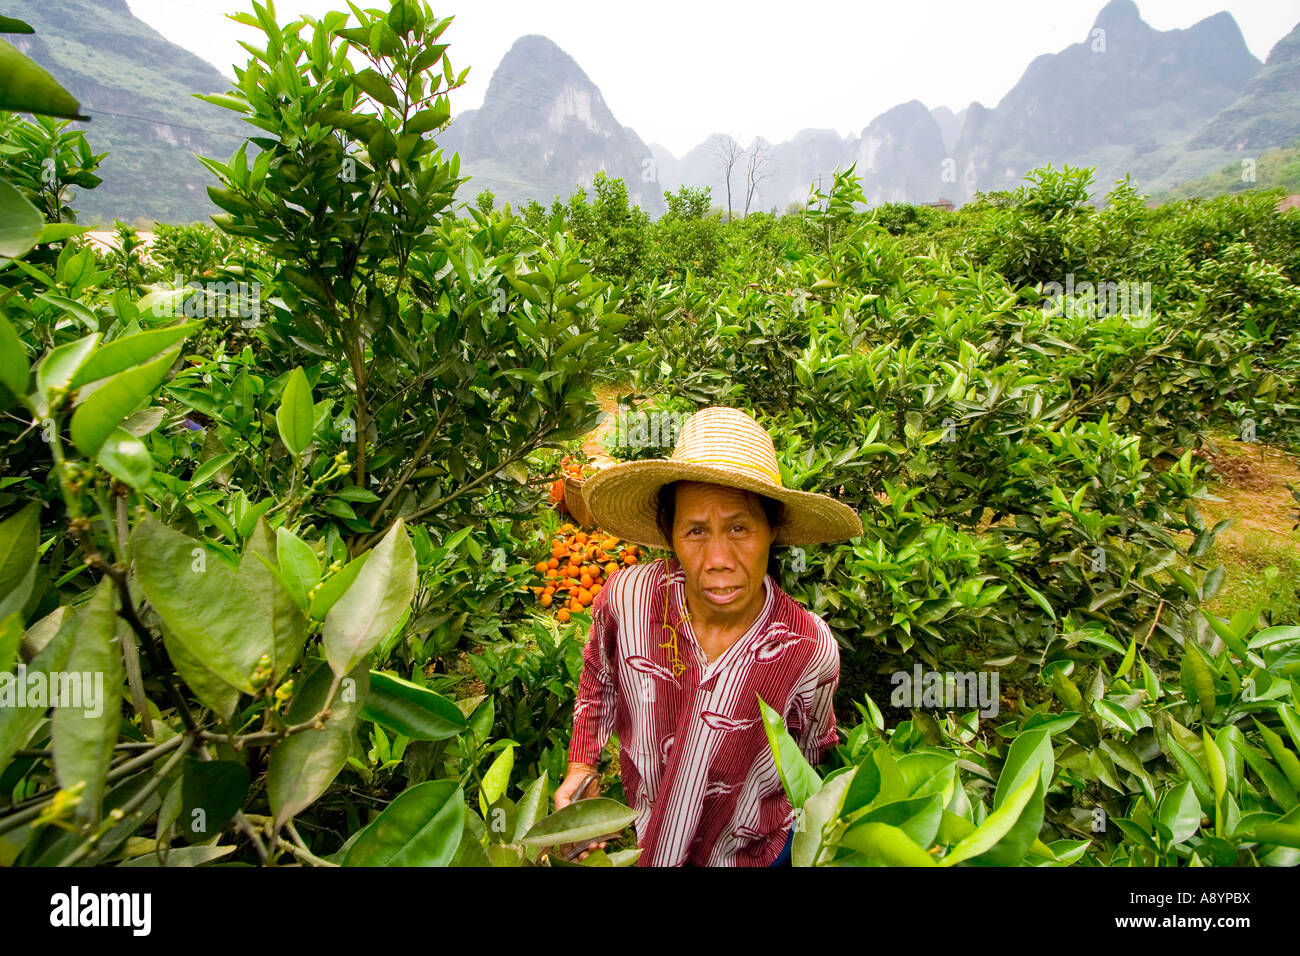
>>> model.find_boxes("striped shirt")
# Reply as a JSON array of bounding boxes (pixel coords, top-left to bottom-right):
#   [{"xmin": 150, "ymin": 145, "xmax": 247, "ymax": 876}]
[{"xmin": 568, "ymin": 556, "xmax": 840, "ymax": 867}]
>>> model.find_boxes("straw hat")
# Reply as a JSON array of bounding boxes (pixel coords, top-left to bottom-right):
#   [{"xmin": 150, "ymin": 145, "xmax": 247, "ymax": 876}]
[{"xmin": 580, "ymin": 406, "xmax": 863, "ymax": 549}]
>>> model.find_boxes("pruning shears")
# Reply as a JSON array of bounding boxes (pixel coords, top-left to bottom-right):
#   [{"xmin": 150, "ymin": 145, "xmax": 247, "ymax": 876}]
[{"xmin": 558, "ymin": 771, "xmax": 620, "ymax": 861}]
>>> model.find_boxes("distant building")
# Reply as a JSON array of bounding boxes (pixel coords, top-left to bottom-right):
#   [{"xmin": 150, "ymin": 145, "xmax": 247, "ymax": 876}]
[
  {"xmin": 1276, "ymin": 194, "xmax": 1300, "ymax": 213},
  {"xmin": 921, "ymin": 198, "xmax": 955, "ymax": 211}
]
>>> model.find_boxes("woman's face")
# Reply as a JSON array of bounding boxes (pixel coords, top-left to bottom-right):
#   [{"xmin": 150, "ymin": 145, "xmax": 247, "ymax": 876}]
[{"xmin": 671, "ymin": 481, "xmax": 776, "ymax": 626}]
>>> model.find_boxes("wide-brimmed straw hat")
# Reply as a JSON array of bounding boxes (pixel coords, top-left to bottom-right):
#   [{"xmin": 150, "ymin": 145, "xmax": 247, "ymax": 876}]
[{"xmin": 580, "ymin": 406, "xmax": 863, "ymax": 549}]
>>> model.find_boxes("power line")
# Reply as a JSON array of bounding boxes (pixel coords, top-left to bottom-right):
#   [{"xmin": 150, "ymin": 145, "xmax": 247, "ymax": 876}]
[{"xmin": 82, "ymin": 107, "xmax": 245, "ymax": 140}]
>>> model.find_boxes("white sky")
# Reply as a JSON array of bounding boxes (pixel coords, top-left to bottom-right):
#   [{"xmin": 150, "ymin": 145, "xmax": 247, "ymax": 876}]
[{"xmin": 126, "ymin": 0, "xmax": 1300, "ymax": 156}]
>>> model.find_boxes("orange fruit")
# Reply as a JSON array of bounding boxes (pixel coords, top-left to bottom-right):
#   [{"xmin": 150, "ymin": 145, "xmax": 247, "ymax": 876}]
[
  {"xmin": 535, "ymin": 561, "xmax": 548, "ymax": 574},
  {"xmin": 540, "ymin": 593, "xmax": 553, "ymax": 607},
  {"xmin": 605, "ymin": 562, "xmax": 618, "ymax": 576},
  {"xmin": 623, "ymin": 554, "xmax": 637, "ymax": 565},
  {"xmin": 547, "ymin": 557, "xmax": 559, "ymax": 570},
  {"xmin": 580, "ymin": 574, "xmax": 593, "ymax": 589},
  {"xmin": 558, "ymin": 610, "xmax": 571, "ymax": 624},
  {"xmin": 591, "ymin": 583, "xmax": 602, "ymax": 596},
  {"xmin": 545, "ymin": 568, "xmax": 558, "ymax": 579},
  {"xmin": 578, "ymin": 589, "xmax": 592, "ymax": 606}
]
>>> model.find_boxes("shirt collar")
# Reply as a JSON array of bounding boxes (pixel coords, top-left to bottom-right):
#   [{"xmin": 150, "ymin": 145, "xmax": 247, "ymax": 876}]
[{"xmin": 665, "ymin": 557, "xmax": 776, "ymax": 634}]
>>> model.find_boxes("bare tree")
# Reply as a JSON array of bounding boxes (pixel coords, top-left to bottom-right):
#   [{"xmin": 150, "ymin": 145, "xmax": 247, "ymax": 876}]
[
  {"xmin": 743, "ymin": 140, "xmax": 774, "ymax": 216},
  {"xmin": 709, "ymin": 134, "xmax": 742, "ymax": 221}
]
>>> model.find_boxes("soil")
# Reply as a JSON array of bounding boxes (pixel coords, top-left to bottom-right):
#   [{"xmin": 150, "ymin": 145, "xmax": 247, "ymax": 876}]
[
  {"xmin": 579, "ymin": 382, "xmax": 638, "ymax": 462},
  {"xmin": 1191, "ymin": 437, "xmax": 1300, "ymax": 545}
]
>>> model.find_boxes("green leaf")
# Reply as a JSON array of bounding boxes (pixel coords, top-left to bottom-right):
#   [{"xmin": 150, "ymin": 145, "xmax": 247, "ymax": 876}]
[
  {"xmin": 837, "ymin": 822, "xmax": 937, "ymax": 866},
  {"xmin": 0, "ymin": 606, "xmax": 76, "ymax": 776},
  {"xmin": 361, "ymin": 670, "xmax": 466, "ymax": 741},
  {"xmin": 97, "ymin": 427, "xmax": 153, "ymax": 489},
  {"xmin": 132, "ymin": 518, "xmax": 274, "ymax": 694},
  {"xmin": 0, "ymin": 613, "xmax": 20, "ymax": 675},
  {"xmin": 37, "ymin": 223, "xmax": 88, "ymax": 246},
  {"xmin": 0, "ymin": 38, "xmax": 86, "ymax": 119},
  {"xmin": 1181, "ymin": 640, "xmax": 1219, "ymax": 719},
  {"xmin": 70, "ymin": 348, "xmax": 180, "ymax": 456},
  {"xmin": 479, "ymin": 744, "xmax": 515, "ymax": 815},
  {"xmin": 942, "ymin": 771, "xmax": 1042, "ymax": 866},
  {"xmin": 309, "ymin": 550, "xmax": 369, "ymax": 620},
  {"xmin": 1156, "ymin": 782, "xmax": 1202, "ymax": 845},
  {"xmin": 519, "ymin": 798, "xmax": 637, "ymax": 847},
  {"xmin": 268, "ymin": 660, "xmax": 369, "ymax": 829},
  {"xmin": 351, "ymin": 68, "xmax": 401, "ymax": 110},
  {"xmin": 793, "ymin": 766, "xmax": 855, "ymax": 867},
  {"xmin": 1166, "ymin": 737, "xmax": 1213, "ymax": 811},
  {"xmin": 189, "ymin": 453, "xmax": 238, "ymax": 490},
  {"xmin": 406, "ymin": 103, "xmax": 449, "ymax": 135},
  {"xmin": 0, "ymin": 502, "xmax": 39, "ymax": 616},
  {"xmin": 52, "ymin": 578, "xmax": 124, "ymax": 825},
  {"xmin": 343, "ymin": 780, "xmax": 465, "ymax": 867},
  {"xmin": 275, "ymin": 367, "xmax": 314, "ymax": 457},
  {"xmin": 181, "ymin": 759, "xmax": 250, "ymax": 841},
  {"xmin": 758, "ymin": 694, "xmax": 822, "ymax": 808},
  {"xmin": 160, "ymin": 620, "xmax": 239, "ymax": 721},
  {"xmin": 1203, "ymin": 610, "xmax": 1253, "ymax": 662},
  {"xmin": 1011, "ymin": 573, "xmax": 1055, "ymax": 620},
  {"xmin": 0, "ymin": 312, "xmax": 28, "ymax": 397},
  {"xmin": 513, "ymin": 771, "xmax": 549, "ymax": 844},
  {"xmin": 855, "ymin": 792, "xmax": 945, "ymax": 849},
  {"xmin": 193, "ymin": 92, "xmax": 251, "ymax": 114},
  {"xmin": 275, "ymin": 527, "xmax": 320, "ymax": 610},
  {"xmin": 1239, "ymin": 743, "xmax": 1297, "ymax": 810},
  {"xmin": 1203, "ymin": 728, "xmax": 1228, "ymax": 834},
  {"xmin": 239, "ymin": 517, "xmax": 307, "ymax": 681},
  {"xmin": 1247, "ymin": 625, "xmax": 1300, "ymax": 650},
  {"xmin": 1280, "ymin": 705, "xmax": 1300, "ymax": 754},
  {"xmin": 843, "ymin": 746, "xmax": 906, "ymax": 814},
  {"xmin": 1094, "ymin": 697, "xmax": 1139, "ymax": 733},
  {"xmin": 118, "ymin": 844, "xmax": 237, "ymax": 867},
  {"xmin": 1139, "ymin": 655, "xmax": 1161, "ymax": 701},
  {"xmin": 993, "ymin": 728, "xmax": 1053, "ymax": 810},
  {"xmin": 1253, "ymin": 717, "xmax": 1300, "ymax": 793},
  {"xmin": 36, "ymin": 333, "xmax": 99, "ymax": 403},
  {"xmin": 1115, "ymin": 634, "xmax": 1137, "ymax": 680},
  {"xmin": 322, "ymin": 519, "xmax": 415, "ymax": 677},
  {"xmin": 0, "ymin": 176, "xmax": 43, "ymax": 260},
  {"xmin": 71, "ymin": 324, "xmax": 198, "ymax": 388}
]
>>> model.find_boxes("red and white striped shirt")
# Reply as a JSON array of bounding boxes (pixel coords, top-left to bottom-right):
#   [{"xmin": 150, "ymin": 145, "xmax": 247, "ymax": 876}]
[{"xmin": 568, "ymin": 556, "xmax": 840, "ymax": 867}]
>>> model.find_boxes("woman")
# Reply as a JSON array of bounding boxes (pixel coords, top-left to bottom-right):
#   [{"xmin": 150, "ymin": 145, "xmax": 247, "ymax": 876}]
[{"xmin": 555, "ymin": 406, "xmax": 862, "ymax": 866}]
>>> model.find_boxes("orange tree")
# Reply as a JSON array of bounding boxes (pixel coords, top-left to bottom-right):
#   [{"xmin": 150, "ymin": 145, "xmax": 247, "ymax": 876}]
[{"xmin": 0, "ymin": 1, "xmax": 642, "ymax": 867}]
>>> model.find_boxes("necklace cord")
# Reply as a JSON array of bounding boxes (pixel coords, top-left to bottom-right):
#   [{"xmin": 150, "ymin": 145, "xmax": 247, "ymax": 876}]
[{"xmin": 658, "ymin": 566, "xmax": 689, "ymax": 676}]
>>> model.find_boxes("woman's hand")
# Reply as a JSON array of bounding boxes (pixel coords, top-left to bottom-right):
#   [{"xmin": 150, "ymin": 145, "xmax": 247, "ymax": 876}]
[
  {"xmin": 553, "ymin": 762, "xmax": 606, "ymax": 861},
  {"xmin": 555, "ymin": 762, "xmax": 600, "ymax": 809}
]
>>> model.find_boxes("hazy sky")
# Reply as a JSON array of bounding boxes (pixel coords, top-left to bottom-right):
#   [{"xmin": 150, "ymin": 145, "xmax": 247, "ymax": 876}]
[{"xmin": 126, "ymin": 0, "xmax": 1300, "ymax": 156}]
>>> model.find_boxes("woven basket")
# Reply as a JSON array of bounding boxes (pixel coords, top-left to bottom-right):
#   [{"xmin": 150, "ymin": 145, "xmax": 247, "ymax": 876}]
[{"xmin": 563, "ymin": 476, "xmax": 594, "ymax": 527}]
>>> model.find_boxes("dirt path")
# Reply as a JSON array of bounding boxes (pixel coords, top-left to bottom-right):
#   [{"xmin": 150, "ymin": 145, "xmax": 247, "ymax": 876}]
[
  {"xmin": 1193, "ymin": 437, "xmax": 1300, "ymax": 546},
  {"xmin": 579, "ymin": 382, "xmax": 637, "ymax": 462}
]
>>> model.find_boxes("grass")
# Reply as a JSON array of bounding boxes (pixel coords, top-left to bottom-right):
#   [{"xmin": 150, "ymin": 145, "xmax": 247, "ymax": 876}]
[
  {"xmin": 1190, "ymin": 431, "xmax": 1300, "ymax": 627},
  {"xmin": 1202, "ymin": 526, "xmax": 1300, "ymax": 627}
]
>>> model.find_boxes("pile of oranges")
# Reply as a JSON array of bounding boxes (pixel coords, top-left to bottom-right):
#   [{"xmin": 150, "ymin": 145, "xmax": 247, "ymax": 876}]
[
  {"xmin": 531, "ymin": 523, "xmax": 643, "ymax": 623},
  {"xmin": 547, "ymin": 455, "xmax": 590, "ymax": 514}
]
